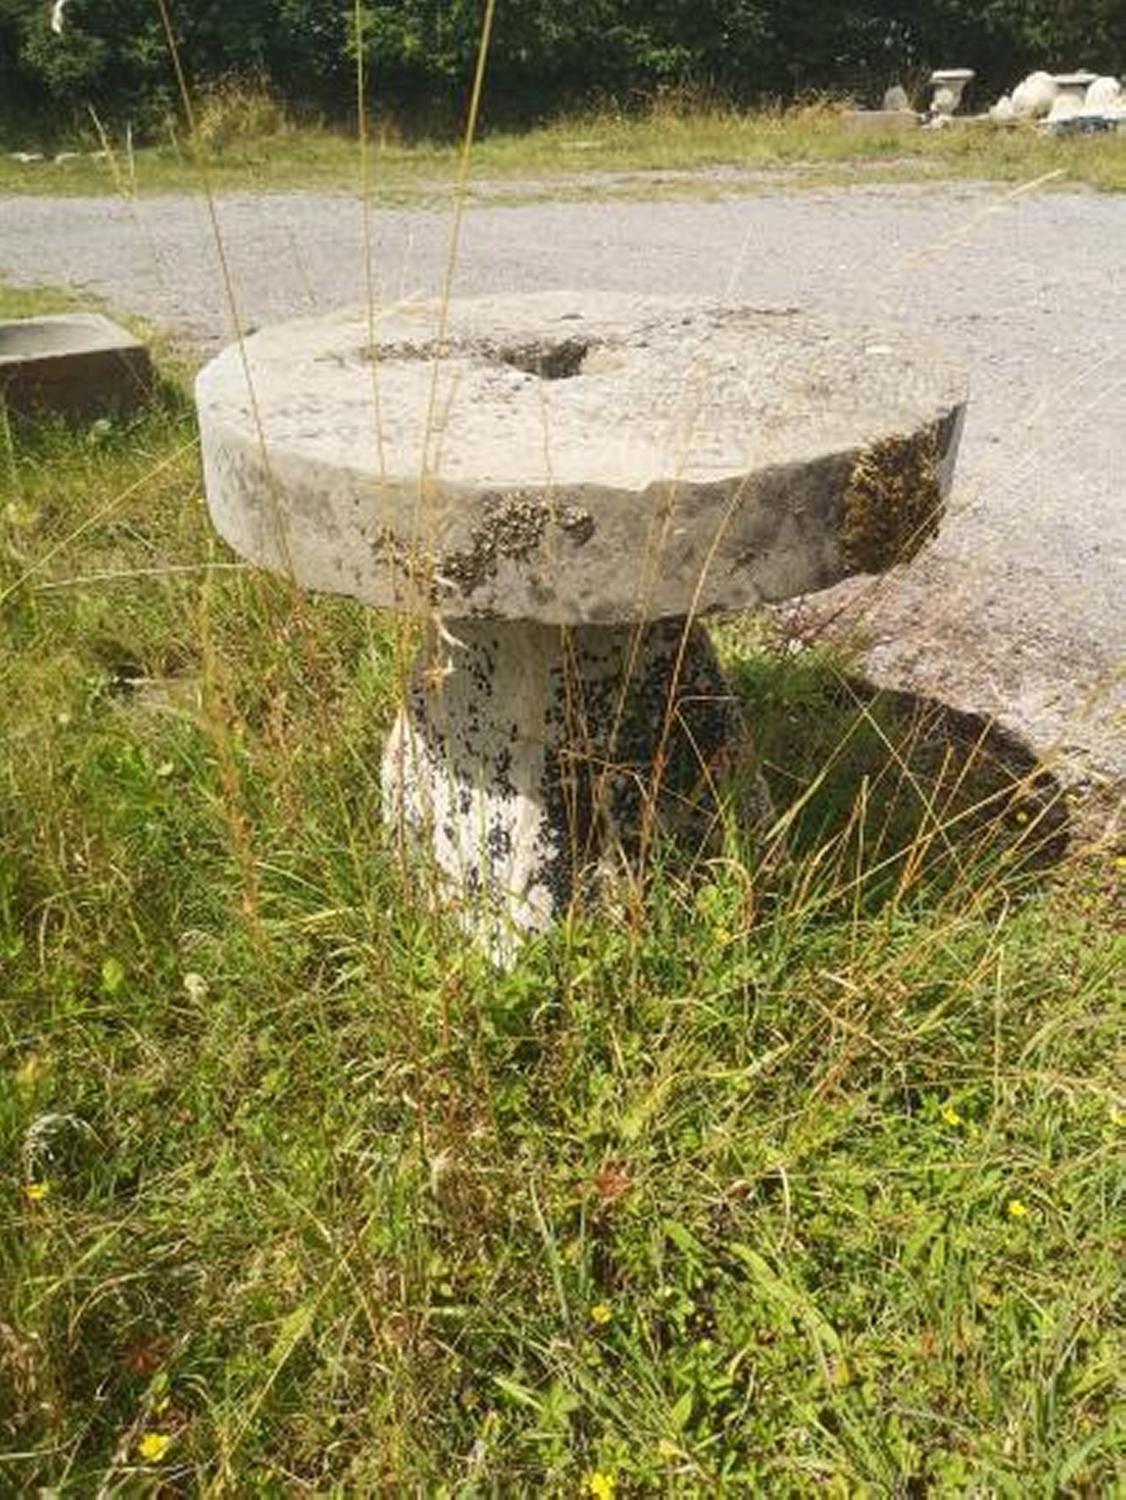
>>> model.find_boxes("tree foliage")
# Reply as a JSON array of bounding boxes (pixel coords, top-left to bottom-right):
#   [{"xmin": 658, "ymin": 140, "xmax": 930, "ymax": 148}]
[{"xmin": 1, "ymin": 0, "xmax": 1123, "ymax": 136}]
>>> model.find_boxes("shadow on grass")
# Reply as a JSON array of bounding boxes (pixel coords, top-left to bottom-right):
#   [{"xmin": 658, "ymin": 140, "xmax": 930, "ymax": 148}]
[{"xmin": 727, "ymin": 648, "xmax": 1070, "ymax": 895}]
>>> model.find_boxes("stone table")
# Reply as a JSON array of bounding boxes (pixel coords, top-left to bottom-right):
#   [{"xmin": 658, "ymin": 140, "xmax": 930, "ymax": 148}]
[{"xmin": 196, "ymin": 292, "xmax": 965, "ymax": 958}]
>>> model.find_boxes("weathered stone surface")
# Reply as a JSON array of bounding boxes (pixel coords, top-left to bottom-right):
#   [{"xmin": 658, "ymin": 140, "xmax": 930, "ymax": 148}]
[
  {"xmin": 0, "ymin": 313, "xmax": 152, "ymax": 419},
  {"xmin": 882, "ymin": 85, "xmax": 910, "ymax": 112},
  {"xmin": 842, "ymin": 109, "xmax": 920, "ymax": 134},
  {"xmin": 382, "ymin": 616, "xmax": 767, "ymax": 959},
  {"xmin": 196, "ymin": 293, "xmax": 965, "ymax": 624}
]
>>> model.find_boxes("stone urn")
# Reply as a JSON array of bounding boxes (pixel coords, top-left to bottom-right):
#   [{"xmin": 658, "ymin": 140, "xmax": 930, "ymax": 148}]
[{"xmin": 929, "ymin": 69, "xmax": 975, "ymax": 116}]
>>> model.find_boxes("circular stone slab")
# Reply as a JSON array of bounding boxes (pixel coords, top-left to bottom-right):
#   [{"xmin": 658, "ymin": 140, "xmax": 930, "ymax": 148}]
[{"xmin": 196, "ymin": 292, "xmax": 965, "ymax": 624}]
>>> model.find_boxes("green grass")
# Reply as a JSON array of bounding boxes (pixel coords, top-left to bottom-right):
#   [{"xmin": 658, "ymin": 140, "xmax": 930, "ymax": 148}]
[
  {"xmin": 0, "ymin": 283, "xmax": 90, "ymax": 318},
  {"xmin": 3, "ymin": 102, "xmax": 1126, "ymax": 201},
  {"xmin": 1, "ymin": 303, "xmax": 1123, "ymax": 1493}
]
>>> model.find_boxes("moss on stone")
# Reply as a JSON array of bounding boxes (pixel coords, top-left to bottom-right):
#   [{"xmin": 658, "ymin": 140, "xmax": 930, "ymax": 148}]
[{"xmin": 841, "ymin": 424, "xmax": 944, "ymax": 574}]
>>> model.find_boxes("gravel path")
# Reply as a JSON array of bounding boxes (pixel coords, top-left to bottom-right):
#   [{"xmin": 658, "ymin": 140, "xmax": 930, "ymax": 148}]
[{"xmin": 2, "ymin": 179, "xmax": 1123, "ymax": 788}]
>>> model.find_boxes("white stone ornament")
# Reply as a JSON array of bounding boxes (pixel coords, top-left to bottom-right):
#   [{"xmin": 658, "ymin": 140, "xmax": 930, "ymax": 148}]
[
  {"xmin": 1047, "ymin": 94, "xmax": 1084, "ymax": 124},
  {"xmin": 1012, "ymin": 72, "xmax": 1058, "ymax": 119},
  {"xmin": 1051, "ymin": 72, "xmax": 1098, "ymax": 105},
  {"xmin": 1085, "ymin": 76, "xmax": 1123, "ymax": 110},
  {"xmin": 929, "ymin": 69, "xmax": 975, "ymax": 116}
]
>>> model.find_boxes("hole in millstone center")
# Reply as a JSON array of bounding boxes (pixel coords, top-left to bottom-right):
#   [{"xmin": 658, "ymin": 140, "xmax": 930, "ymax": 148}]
[{"xmin": 497, "ymin": 338, "xmax": 591, "ymax": 380}]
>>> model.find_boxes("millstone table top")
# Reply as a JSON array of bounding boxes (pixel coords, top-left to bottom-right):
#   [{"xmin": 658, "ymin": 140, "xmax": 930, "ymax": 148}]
[{"xmin": 196, "ymin": 291, "xmax": 966, "ymax": 623}]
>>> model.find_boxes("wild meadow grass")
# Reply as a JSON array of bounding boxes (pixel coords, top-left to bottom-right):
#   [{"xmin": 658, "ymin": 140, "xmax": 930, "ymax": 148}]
[
  {"xmin": 4, "ymin": 100, "xmax": 1126, "ymax": 201},
  {"xmin": 1, "ymin": 304, "xmax": 1122, "ymax": 1492}
]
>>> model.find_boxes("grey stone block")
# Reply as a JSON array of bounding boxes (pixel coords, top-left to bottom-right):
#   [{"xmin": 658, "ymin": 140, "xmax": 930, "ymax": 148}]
[{"xmin": 0, "ymin": 313, "xmax": 153, "ymax": 420}]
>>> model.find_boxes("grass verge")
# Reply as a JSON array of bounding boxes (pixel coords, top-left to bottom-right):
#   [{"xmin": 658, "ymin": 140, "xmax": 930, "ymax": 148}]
[
  {"xmin": 3, "ymin": 103, "xmax": 1126, "ymax": 201},
  {"xmin": 1, "ymin": 307, "xmax": 1123, "ymax": 1492}
]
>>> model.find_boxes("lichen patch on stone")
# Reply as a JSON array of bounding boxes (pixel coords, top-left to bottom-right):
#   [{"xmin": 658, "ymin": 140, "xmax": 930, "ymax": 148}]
[
  {"xmin": 557, "ymin": 505, "xmax": 595, "ymax": 544},
  {"xmin": 441, "ymin": 492, "xmax": 548, "ymax": 593},
  {"xmin": 439, "ymin": 493, "xmax": 597, "ymax": 596},
  {"xmin": 841, "ymin": 424, "xmax": 944, "ymax": 574}
]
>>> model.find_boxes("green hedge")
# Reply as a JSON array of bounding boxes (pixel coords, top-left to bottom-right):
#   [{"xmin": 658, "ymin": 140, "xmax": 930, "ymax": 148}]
[{"xmin": 1, "ymin": 0, "xmax": 1123, "ymax": 139}]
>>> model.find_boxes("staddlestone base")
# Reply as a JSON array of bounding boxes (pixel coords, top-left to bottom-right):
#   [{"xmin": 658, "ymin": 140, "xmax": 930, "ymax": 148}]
[{"xmin": 382, "ymin": 617, "xmax": 765, "ymax": 961}]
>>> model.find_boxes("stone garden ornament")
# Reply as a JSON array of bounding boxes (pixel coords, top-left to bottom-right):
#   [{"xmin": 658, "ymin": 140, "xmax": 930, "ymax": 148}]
[
  {"xmin": 197, "ymin": 293, "xmax": 965, "ymax": 962},
  {"xmin": 928, "ymin": 69, "xmax": 975, "ymax": 116}
]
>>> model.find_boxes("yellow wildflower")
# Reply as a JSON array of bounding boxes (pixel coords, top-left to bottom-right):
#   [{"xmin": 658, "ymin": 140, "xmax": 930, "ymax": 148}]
[
  {"xmin": 590, "ymin": 1302, "xmax": 613, "ymax": 1327},
  {"xmin": 941, "ymin": 1105, "xmax": 963, "ymax": 1127},
  {"xmin": 1006, "ymin": 1198, "xmax": 1029, "ymax": 1218},
  {"xmin": 585, "ymin": 1472, "xmax": 616, "ymax": 1499},
  {"xmin": 138, "ymin": 1431, "xmax": 173, "ymax": 1462},
  {"xmin": 23, "ymin": 1182, "xmax": 50, "ymax": 1202}
]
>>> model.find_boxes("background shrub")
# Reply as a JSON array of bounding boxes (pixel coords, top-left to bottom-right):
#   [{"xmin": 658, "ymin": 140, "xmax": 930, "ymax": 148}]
[{"xmin": 0, "ymin": 0, "xmax": 1123, "ymax": 141}]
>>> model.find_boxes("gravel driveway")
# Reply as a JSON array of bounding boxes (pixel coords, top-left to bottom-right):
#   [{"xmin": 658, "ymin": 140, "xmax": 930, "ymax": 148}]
[{"xmin": 2, "ymin": 178, "xmax": 1123, "ymax": 791}]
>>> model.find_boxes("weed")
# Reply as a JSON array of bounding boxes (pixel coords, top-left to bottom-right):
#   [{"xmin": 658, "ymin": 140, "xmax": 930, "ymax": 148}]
[{"xmin": 193, "ymin": 77, "xmax": 291, "ymax": 153}]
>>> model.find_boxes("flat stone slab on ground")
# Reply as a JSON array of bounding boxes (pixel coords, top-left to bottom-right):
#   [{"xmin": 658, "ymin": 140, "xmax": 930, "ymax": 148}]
[
  {"xmin": 843, "ymin": 110, "xmax": 920, "ymax": 133},
  {"xmin": 0, "ymin": 312, "xmax": 152, "ymax": 418}
]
